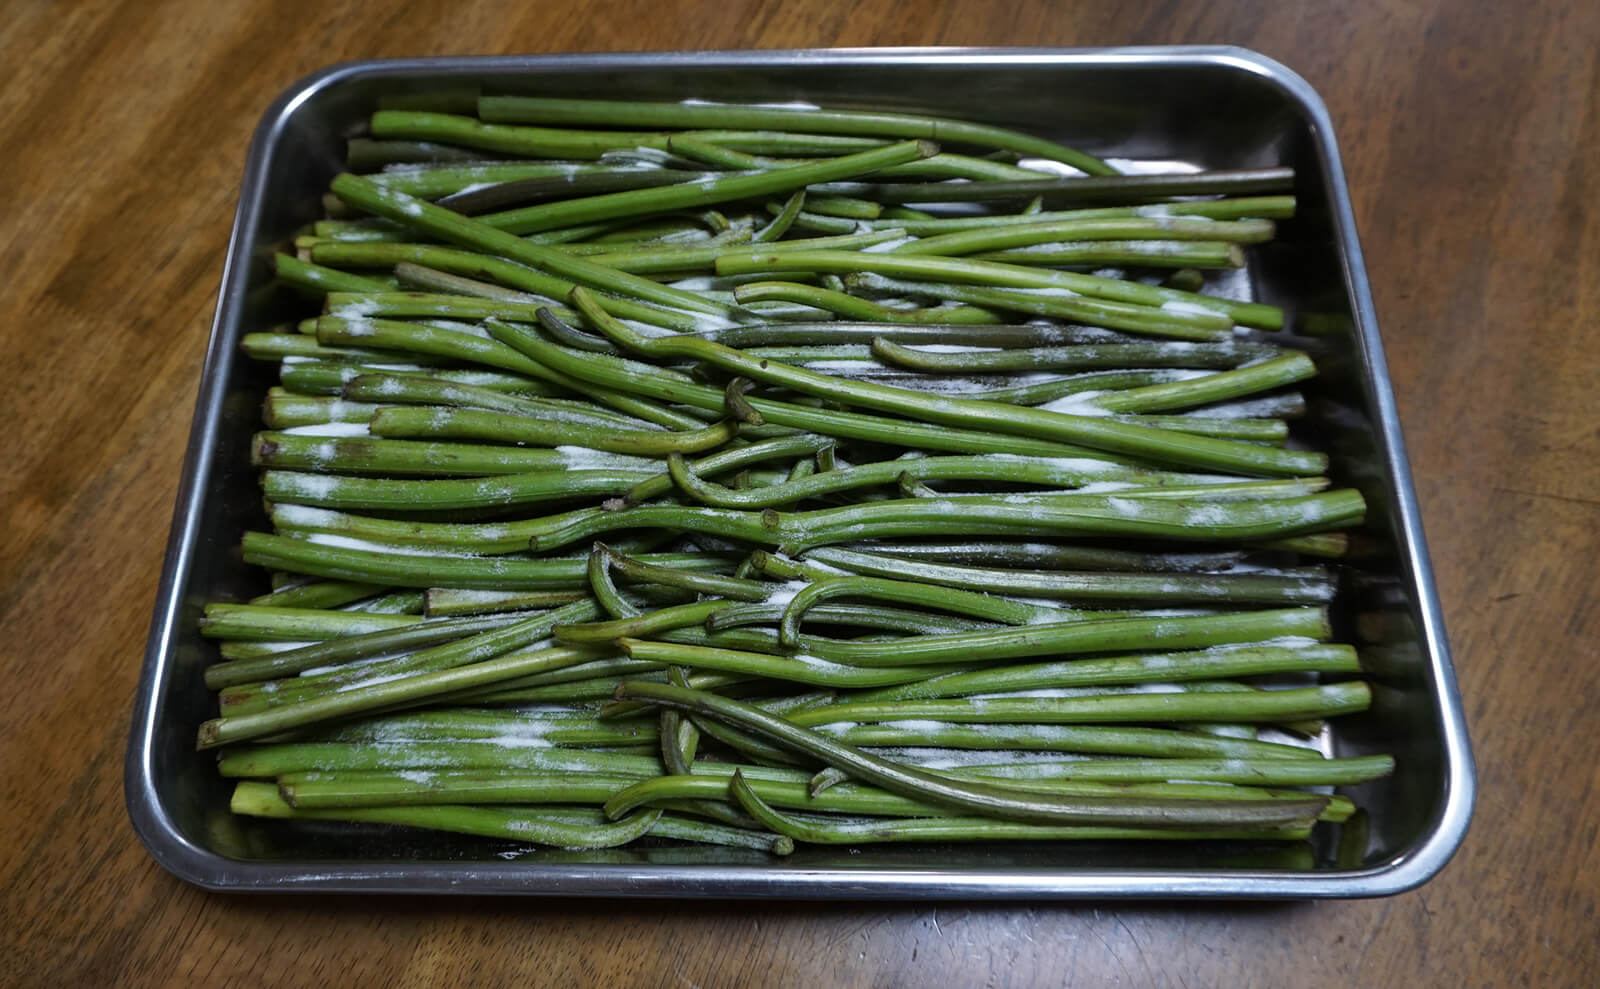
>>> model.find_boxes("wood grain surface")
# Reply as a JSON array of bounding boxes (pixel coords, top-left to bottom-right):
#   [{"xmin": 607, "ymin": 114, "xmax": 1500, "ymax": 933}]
[{"xmin": 3, "ymin": 1, "xmax": 1596, "ymax": 985}]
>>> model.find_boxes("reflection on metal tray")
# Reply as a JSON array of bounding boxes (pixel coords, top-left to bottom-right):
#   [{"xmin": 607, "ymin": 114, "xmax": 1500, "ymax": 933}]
[{"xmin": 126, "ymin": 46, "xmax": 1474, "ymax": 898}]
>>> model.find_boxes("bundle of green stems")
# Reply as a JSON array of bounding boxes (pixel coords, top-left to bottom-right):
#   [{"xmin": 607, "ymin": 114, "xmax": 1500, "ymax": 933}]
[{"xmin": 208, "ymin": 94, "xmax": 1388, "ymax": 857}]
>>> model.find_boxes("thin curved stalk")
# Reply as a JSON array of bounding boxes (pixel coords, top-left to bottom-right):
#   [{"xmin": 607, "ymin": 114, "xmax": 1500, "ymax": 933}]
[
  {"xmin": 613, "ymin": 682, "xmax": 1325, "ymax": 828},
  {"xmin": 197, "ymin": 643, "xmax": 609, "ymax": 748},
  {"xmin": 816, "ymin": 167, "xmax": 1294, "ymax": 205},
  {"xmin": 572, "ymin": 291, "xmax": 1320, "ymax": 476},
  {"xmin": 706, "ymin": 601, "xmax": 996, "ymax": 635},
  {"xmin": 309, "ymin": 242, "xmax": 705, "ymax": 331},
  {"xmin": 516, "ymin": 490, "xmax": 1367, "ymax": 555},
  {"xmin": 827, "ymin": 722, "xmax": 1313, "ymax": 759},
  {"xmin": 842, "ymin": 197, "xmax": 1299, "ymax": 235},
  {"xmin": 616, "ymin": 638, "xmax": 968, "ymax": 689},
  {"xmin": 777, "ymin": 575, "xmax": 1051, "ymax": 644},
  {"xmin": 731, "ymin": 281, "xmax": 1002, "ymax": 324},
  {"xmin": 728, "ymin": 775, "xmax": 1313, "ymax": 844},
  {"xmin": 476, "ymin": 96, "xmax": 1117, "ymax": 176},
  {"xmin": 714, "ymin": 249, "xmax": 1281, "ymax": 329},
  {"xmin": 665, "ymin": 451, "xmax": 1201, "ymax": 510},
  {"xmin": 203, "ymin": 611, "xmax": 536, "ymax": 689},
  {"xmin": 484, "ymin": 321, "xmax": 1135, "ymax": 463},
  {"xmin": 328, "ymin": 172, "xmax": 733, "ymax": 318},
  {"xmin": 474, "ymin": 140, "xmax": 934, "ymax": 235}
]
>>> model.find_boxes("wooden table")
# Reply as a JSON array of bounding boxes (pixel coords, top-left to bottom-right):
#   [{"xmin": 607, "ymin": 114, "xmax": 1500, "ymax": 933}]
[{"xmin": 4, "ymin": 1, "xmax": 1596, "ymax": 984}]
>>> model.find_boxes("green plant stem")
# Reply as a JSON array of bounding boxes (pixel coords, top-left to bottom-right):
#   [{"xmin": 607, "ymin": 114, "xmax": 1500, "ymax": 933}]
[
  {"xmin": 890, "ymin": 217, "xmax": 1277, "ymax": 255},
  {"xmin": 328, "ymin": 172, "xmax": 734, "ymax": 318},
  {"xmin": 197, "ymin": 643, "xmax": 609, "ymax": 749},
  {"xmin": 476, "ymin": 96, "xmax": 1118, "ymax": 176},
  {"xmin": 800, "ymin": 546, "xmax": 1334, "ymax": 605},
  {"xmin": 787, "ymin": 683, "xmax": 1371, "ymax": 728},
  {"xmin": 572, "ymin": 291, "xmax": 1321, "ymax": 476},
  {"xmin": 309, "ymin": 242, "xmax": 705, "ymax": 331},
  {"xmin": 613, "ymin": 682, "xmax": 1325, "ymax": 828},
  {"xmin": 715, "ymin": 249, "xmax": 1281, "ymax": 329},
  {"xmin": 818, "ymin": 166, "xmax": 1294, "ymax": 205},
  {"xmin": 731, "ymin": 281, "xmax": 1002, "ymax": 323},
  {"xmin": 234, "ymin": 780, "xmax": 664, "ymax": 847},
  {"xmin": 251, "ymin": 432, "xmax": 650, "ymax": 477}
]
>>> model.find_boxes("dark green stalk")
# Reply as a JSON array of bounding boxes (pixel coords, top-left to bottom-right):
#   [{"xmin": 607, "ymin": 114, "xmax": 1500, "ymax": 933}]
[
  {"xmin": 619, "ymin": 434, "xmax": 833, "ymax": 506},
  {"xmin": 817, "ymin": 166, "xmax": 1294, "ymax": 204},
  {"xmin": 775, "ymin": 575, "xmax": 1051, "ymax": 644},
  {"xmin": 826, "ymin": 722, "xmax": 1313, "ymax": 759},
  {"xmin": 727, "ymin": 775, "xmax": 1313, "ymax": 844},
  {"xmin": 616, "ymin": 638, "xmax": 968, "ymax": 689},
  {"xmin": 613, "ymin": 682, "xmax": 1324, "ymax": 828},
  {"xmin": 799, "ymin": 546, "xmax": 1335, "ymax": 605}
]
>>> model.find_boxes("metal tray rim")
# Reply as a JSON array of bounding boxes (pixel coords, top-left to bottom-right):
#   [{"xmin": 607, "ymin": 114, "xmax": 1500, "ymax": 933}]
[{"xmin": 126, "ymin": 44, "xmax": 1475, "ymax": 899}]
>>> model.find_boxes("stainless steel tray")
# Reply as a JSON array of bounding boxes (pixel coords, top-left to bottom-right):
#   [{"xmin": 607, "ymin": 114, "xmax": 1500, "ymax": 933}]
[{"xmin": 126, "ymin": 46, "xmax": 1474, "ymax": 898}]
